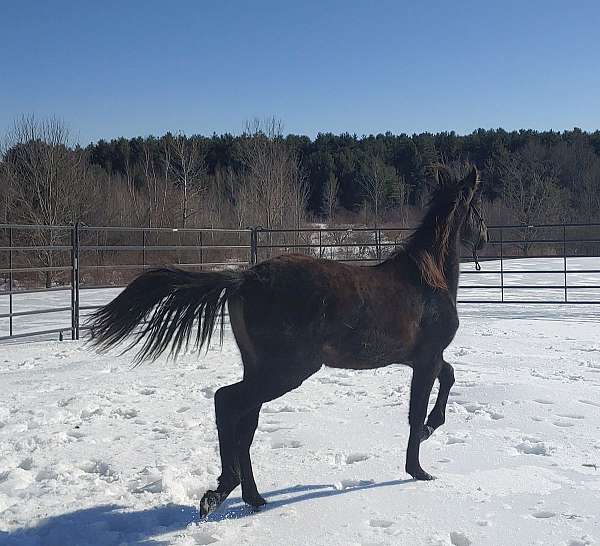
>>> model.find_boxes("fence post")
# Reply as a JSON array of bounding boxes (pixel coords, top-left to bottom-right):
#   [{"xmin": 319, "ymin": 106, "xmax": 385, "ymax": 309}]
[
  {"xmin": 142, "ymin": 230, "xmax": 146, "ymax": 270},
  {"xmin": 250, "ymin": 227, "xmax": 263, "ymax": 265},
  {"xmin": 70, "ymin": 222, "xmax": 81, "ymax": 340},
  {"xmin": 500, "ymin": 228, "xmax": 504, "ymax": 303},
  {"xmin": 563, "ymin": 224, "xmax": 568, "ymax": 303},
  {"xmin": 319, "ymin": 229, "xmax": 323, "ymax": 258},
  {"xmin": 199, "ymin": 230, "xmax": 203, "ymax": 269},
  {"xmin": 249, "ymin": 227, "xmax": 258, "ymax": 265},
  {"xmin": 249, "ymin": 228, "xmax": 254, "ymax": 266},
  {"xmin": 70, "ymin": 225, "xmax": 76, "ymax": 340},
  {"xmin": 9, "ymin": 227, "xmax": 13, "ymax": 337}
]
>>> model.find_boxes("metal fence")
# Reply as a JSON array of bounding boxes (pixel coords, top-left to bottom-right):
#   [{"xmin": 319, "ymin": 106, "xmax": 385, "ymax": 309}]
[
  {"xmin": 253, "ymin": 223, "xmax": 600, "ymax": 304},
  {"xmin": 0, "ymin": 224, "xmax": 252, "ymax": 342},
  {"xmin": 1, "ymin": 222, "xmax": 599, "ymax": 342}
]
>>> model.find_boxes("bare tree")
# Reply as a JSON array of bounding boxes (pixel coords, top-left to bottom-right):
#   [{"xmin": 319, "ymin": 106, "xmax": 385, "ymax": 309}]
[
  {"xmin": 359, "ymin": 155, "xmax": 391, "ymax": 229},
  {"xmin": 322, "ymin": 173, "xmax": 339, "ymax": 222},
  {"xmin": 1, "ymin": 115, "xmax": 96, "ymax": 285},
  {"xmin": 389, "ymin": 173, "xmax": 410, "ymax": 225},
  {"xmin": 553, "ymin": 138, "xmax": 600, "ymax": 223},
  {"xmin": 169, "ymin": 133, "xmax": 206, "ymax": 227},
  {"xmin": 0, "ymin": 160, "xmax": 13, "ymax": 223},
  {"xmin": 142, "ymin": 140, "xmax": 172, "ymax": 227},
  {"xmin": 500, "ymin": 143, "xmax": 570, "ymax": 254},
  {"xmin": 232, "ymin": 174, "xmax": 252, "ymax": 230},
  {"xmin": 206, "ymin": 167, "xmax": 239, "ymax": 228},
  {"xmin": 236, "ymin": 118, "xmax": 309, "ymax": 254},
  {"xmin": 577, "ymin": 164, "xmax": 600, "ymax": 223}
]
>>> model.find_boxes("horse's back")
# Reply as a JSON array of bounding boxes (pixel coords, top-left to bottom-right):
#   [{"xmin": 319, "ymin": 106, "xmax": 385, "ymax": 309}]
[{"xmin": 231, "ymin": 253, "xmax": 426, "ymax": 369}]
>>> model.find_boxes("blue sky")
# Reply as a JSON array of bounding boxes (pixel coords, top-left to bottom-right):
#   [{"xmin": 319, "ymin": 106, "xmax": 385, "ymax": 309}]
[{"xmin": 2, "ymin": 0, "xmax": 599, "ymax": 144}]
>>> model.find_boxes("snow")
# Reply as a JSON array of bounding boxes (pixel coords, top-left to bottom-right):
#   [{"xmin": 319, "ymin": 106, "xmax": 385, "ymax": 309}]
[
  {"xmin": 1, "ymin": 264, "xmax": 600, "ymax": 545},
  {"xmin": 460, "ymin": 257, "xmax": 600, "ymax": 303}
]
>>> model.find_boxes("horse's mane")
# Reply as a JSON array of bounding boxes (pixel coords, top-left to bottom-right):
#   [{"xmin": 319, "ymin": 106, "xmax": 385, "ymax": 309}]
[{"xmin": 388, "ymin": 166, "xmax": 464, "ymax": 290}]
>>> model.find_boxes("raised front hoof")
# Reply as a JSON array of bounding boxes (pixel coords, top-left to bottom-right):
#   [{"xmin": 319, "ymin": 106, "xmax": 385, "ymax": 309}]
[
  {"xmin": 199, "ymin": 490, "xmax": 222, "ymax": 517},
  {"xmin": 407, "ymin": 467, "xmax": 437, "ymax": 481},
  {"xmin": 419, "ymin": 425, "xmax": 435, "ymax": 443},
  {"xmin": 243, "ymin": 492, "xmax": 267, "ymax": 509}
]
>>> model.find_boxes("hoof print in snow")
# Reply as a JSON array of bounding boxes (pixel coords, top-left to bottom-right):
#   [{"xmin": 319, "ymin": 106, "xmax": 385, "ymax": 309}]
[
  {"xmin": 446, "ymin": 435, "xmax": 468, "ymax": 445},
  {"xmin": 531, "ymin": 510, "xmax": 556, "ymax": 519},
  {"xmin": 345, "ymin": 452, "xmax": 370, "ymax": 464},
  {"xmin": 110, "ymin": 407, "xmax": 138, "ymax": 419},
  {"xmin": 191, "ymin": 531, "xmax": 220, "ymax": 544},
  {"xmin": 450, "ymin": 531, "xmax": 472, "ymax": 546},
  {"xmin": 515, "ymin": 438, "xmax": 554, "ymax": 456},
  {"xmin": 139, "ymin": 388, "xmax": 156, "ymax": 395},
  {"xmin": 369, "ymin": 518, "xmax": 394, "ymax": 528},
  {"xmin": 79, "ymin": 460, "xmax": 118, "ymax": 482},
  {"xmin": 556, "ymin": 413, "xmax": 585, "ymax": 420},
  {"xmin": 263, "ymin": 404, "xmax": 297, "ymax": 414},
  {"xmin": 333, "ymin": 478, "xmax": 375, "ymax": 491},
  {"xmin": 271, "ymin": 439, "xmax": 302, "ymax": 449},
  {"xmin": 579, "ymin": 399, "xmax": 600, "ymax": 408},
  {"xmin": 553, "ymin": 420, "xmax": 575, "ymax": 428},
  {"xmin": 258, "ymin": 423, "xmax": 292, "ymax": 433}
]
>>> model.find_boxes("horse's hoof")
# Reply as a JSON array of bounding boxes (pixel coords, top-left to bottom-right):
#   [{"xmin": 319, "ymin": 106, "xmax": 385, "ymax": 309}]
[
  {"xmin": 419, "ymin": 425, "xmax": 435, "ymax": 442},
  {"xmin": 243, "ymin": 493, "xmax": 267, "ymax": 509},
  {"xmin": 199, "ymin": 490, "xmax": 221, "ymax": 517},
  {"xmin": 407, "ymin": 468, "xmax": 437, "ymax": 481}
]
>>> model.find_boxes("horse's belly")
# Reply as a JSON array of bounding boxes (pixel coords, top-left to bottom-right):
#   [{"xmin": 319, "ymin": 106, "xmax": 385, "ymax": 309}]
[
  {"xmin": 324, "ymin": 357, "xmax": 397, "ymax": 370},
  {"xmin": 321, "ymin": 336, "xmax": 410, "ymax": 370}
]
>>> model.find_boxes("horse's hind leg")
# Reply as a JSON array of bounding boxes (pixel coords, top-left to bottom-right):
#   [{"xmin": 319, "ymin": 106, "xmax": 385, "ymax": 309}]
[
  {"xmin": 236, "ymin": 405, "xmax": 264, "ymax": 507},
  {"xmin": 421, "ymin": 360, "xmax": 455, "ymax": 442},
  {"xmin": 200, "ymin": 381, "xmax": 246, "ymax": 516},
  {"xmin": 200, "ymin": 364, "xmax": 318, "ymax": 516}
]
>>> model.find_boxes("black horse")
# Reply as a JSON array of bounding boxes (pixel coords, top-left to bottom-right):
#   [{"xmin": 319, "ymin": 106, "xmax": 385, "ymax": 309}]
[{"xmin": 90, "ymin": 166, "xmax": 487, "ymax": 517}]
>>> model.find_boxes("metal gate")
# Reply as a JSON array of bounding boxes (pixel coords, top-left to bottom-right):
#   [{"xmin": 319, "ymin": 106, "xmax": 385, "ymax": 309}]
[{"xmin": 1, "ymin": 222, "xmax": 599, "ymax": 343}]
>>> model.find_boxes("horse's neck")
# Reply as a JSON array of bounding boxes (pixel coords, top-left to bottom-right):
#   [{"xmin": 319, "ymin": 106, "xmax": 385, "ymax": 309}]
[
  {"xmin": 409, "ymin": 207, "xmax": 463, "ymax": 300},
  {"xmin": 444, "ymin": 236, "xmax": 461, "ymax": 302},
  {"xmin": 437, "ymin": 209, "xmax": 464, "ymax": 301}
]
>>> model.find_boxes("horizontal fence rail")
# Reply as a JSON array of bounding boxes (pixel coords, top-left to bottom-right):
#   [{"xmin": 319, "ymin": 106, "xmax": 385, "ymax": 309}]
[{"xmin": 1, "ymin": 222, "xmax": 599, "ymax": 343}]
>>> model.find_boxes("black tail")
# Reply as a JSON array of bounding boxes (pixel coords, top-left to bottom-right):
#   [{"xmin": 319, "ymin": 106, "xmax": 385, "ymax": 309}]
[{"xmin": 88, "ymin": 268, "xmax": 243, "ymax": 362}]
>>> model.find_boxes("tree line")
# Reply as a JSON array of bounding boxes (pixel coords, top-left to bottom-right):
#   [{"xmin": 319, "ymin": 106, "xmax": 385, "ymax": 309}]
[{"xmin": 2, "ymin": 116, "xmax": 600, "ymax": 233}]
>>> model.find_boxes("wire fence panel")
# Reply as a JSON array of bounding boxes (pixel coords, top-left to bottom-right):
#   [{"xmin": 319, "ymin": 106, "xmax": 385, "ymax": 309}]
[
  {"xmin": 1, "ymin": 222, "xmax": 599, "ymax": 343},
  {"xmin": 0, "ymin": 224, "xmax": 252, "ymax": 342},
  {"xmin": 254, "ymin": 224, "xmax": 600, "ymax": 305}
]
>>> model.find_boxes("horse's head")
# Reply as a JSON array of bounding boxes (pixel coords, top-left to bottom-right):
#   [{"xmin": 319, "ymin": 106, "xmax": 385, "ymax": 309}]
[
  {"xmin": 406, "ymin": 165, "xmax": 489, "ymax": 289},
  {"xmin": 459, "ymin": 168, "xmax": 488, "ymax": 254},
  {"xmin": 438, "ymin": 167, "xmax": 488, "ymax": 252}
]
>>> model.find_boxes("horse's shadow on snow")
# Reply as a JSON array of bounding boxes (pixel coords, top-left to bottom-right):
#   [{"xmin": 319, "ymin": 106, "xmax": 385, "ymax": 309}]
[
  {"xmin": 204, "ymin": 478, "xmax": 414, "ymax": 522},
  {"xmin": 0, "ymin": 503, "xmax": 198, "ymax": 546},
  {"xmin": 0, "ymin": 479, "xmax": 411, "ymax": 544}
]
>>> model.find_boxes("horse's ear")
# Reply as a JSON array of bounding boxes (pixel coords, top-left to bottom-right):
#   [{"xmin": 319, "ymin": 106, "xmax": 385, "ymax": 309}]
[
  {"xmin": 435, "ymin": 165, "xmax": 453, "ymax": 188},
  {"xmin": 459, "ymin": 166, "xmax": 479, "ymax": 193}
]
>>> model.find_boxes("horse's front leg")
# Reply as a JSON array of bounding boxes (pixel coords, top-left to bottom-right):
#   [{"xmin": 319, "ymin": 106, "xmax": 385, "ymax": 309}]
[
  {"xmin": 405, "ymin": 355, "xmax": 442, "ymax": 480},
  {"xmin": 420, "ymin": 360, "xmax": 455, "ymax": 442}
]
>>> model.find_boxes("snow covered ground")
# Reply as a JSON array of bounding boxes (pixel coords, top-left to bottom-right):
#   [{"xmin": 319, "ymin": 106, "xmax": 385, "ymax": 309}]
[
  {"xmin": 1, "ymin": 301, "xmax": 599, "ymax": 546},
  {"xmin": 1, "ymin": 259, "xmax": 600, "ymax": 545}
]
